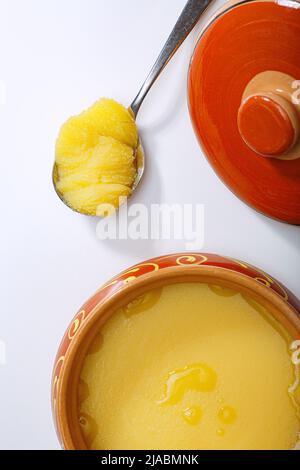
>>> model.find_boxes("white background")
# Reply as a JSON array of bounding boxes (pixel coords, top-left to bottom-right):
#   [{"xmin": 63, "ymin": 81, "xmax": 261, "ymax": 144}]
[{"xmin": 0, "ymin": 0, "xmax": 299, "ymax": 450}]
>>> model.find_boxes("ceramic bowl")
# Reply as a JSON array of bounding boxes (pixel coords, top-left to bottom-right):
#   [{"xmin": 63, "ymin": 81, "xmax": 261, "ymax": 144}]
[{"xmin": 52, "ymin": 253, "xmax": 300, "ymax": 449}]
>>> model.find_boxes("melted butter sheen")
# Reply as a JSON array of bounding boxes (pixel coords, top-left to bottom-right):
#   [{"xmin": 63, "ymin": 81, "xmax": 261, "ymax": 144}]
[
  {"xmin": 124, "ymin": 289, "xmax": 162, "ymax": 318},
  {"xmin": 218, "ymin": 406, "xmax": 237, "ymax": 425},
  {"xmin": 159, "ymin": 363, "xmax": 217, "ymax": 405},
  {"xmin": 182, "ymin": 406, "xmax": 203, "ymax": 425},
  {"xmin": 78, "ymin": 282, "xmax": 300, "ymax": 450},
  {"xmin": 78, "ymin": 413, "xmax": 99, "ymax": 448}
]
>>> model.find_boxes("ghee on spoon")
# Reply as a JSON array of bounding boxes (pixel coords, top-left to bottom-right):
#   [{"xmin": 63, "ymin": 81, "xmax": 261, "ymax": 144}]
[{"xmin": 53, "ymin": 0, "xmax": 212, "ymax": 216}]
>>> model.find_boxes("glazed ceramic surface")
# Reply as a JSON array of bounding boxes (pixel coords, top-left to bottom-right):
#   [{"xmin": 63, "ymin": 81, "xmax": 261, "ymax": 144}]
[
  {"xmin": 52, "ymin": 252, "xmax": 300, "ymax": 448},
  {"xmin": 188, "ymin": 0, "xmax": 300, "ymax": 224}
]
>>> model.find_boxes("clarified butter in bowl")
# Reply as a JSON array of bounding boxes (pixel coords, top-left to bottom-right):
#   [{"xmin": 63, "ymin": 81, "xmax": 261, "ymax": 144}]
[{"xmin": 52, "ymin": 254, "xmax": 300, "ymax": 450}]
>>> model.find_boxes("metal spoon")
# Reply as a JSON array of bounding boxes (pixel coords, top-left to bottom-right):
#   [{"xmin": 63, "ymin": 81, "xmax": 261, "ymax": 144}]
[{"xmin": 53, "ymin": 0, "xmax": 212, "ymax": 214}]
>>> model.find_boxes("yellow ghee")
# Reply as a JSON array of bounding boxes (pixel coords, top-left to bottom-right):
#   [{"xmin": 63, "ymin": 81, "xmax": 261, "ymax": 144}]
[
  {"xmin": 78, "ymin": 282, "xmax": 300, "ymax": 450},
  {"xmin": 55, "ymin": 99, "xmax": 138, "ymax": 215}
]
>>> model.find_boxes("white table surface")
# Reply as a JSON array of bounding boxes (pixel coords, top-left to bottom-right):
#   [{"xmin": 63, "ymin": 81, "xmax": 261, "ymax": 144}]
[{"xmin": 0, "ymin": 0, "xmax": 299, "ymax": 450}]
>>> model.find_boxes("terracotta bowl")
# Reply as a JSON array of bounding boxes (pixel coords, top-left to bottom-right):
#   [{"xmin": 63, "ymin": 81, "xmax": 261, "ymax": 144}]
[{"xmin": 52, "ymin": 253, "xmax": 300, "ymax": 449}]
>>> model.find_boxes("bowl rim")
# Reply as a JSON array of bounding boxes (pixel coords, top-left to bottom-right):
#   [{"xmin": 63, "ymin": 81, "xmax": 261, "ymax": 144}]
[{"xmin": 55, "ymin": 264, "xmax": 300, "ymax": 450}]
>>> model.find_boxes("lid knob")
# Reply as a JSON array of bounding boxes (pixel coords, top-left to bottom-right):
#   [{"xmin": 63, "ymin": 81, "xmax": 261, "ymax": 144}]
[{"xmin": 238, "ymin": 94, "xmax": 298, "ymax": 157}]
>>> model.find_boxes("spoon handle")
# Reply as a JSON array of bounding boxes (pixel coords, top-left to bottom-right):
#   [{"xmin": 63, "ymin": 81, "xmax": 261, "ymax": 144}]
[{"xmin": 130, "ymin": 0, "xmax": 212, "ymax": 117}]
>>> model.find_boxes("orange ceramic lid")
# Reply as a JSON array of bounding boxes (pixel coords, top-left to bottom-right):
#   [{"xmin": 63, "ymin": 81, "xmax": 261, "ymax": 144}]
[{"xmin": 188, "ymin": 0, "xmax": 300, "ymax": 225}]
